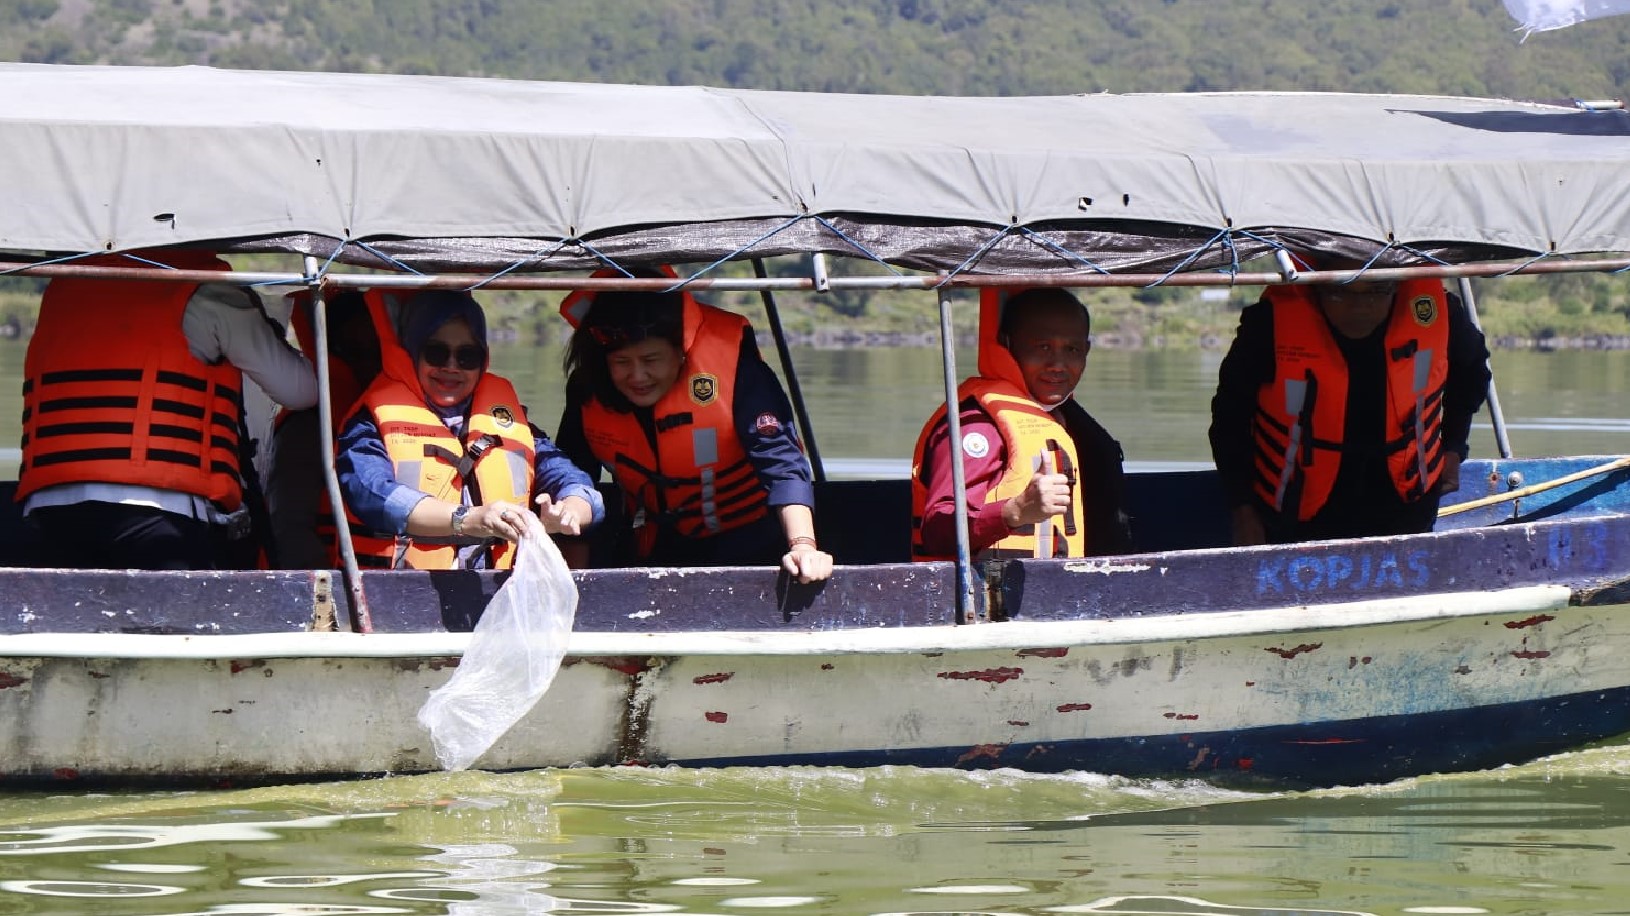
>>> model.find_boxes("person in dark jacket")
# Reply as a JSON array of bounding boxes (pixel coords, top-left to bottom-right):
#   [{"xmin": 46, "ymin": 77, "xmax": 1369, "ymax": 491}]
[
  {"xmin": 556, "ymin": 286, "xmax": 833, "ymax": 583},
  {"xmin": 1209, "ymin": 255, "xmax": 1491, "ymax": 545}
]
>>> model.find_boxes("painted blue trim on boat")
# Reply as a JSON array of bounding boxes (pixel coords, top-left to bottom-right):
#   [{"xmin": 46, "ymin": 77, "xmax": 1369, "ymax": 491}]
[{"xmin": 669, "ymin": 685, "xmax": 1630, "ymax": 788}]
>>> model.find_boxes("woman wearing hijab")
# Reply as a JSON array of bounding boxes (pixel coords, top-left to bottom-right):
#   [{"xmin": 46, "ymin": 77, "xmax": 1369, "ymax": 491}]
[
  {"xmin": 555, "ymin": 286, "xmax": 832, "ymax": 583},
  {"xmin": 337, "ymin": 289, "xmax": 601, "ymax": 570}
]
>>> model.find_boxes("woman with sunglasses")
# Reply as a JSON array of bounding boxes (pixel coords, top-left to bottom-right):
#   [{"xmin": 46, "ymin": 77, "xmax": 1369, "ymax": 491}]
[
  {"xmin": 336, "ymin": 290, "xmax": 602, "ymax": 570},
  {"xmin": 556, "ymin": 286, "xmax": 833, "ymax": 583}
]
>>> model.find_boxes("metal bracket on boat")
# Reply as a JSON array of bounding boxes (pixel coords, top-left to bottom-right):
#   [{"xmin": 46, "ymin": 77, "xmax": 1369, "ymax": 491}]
[
  {"xmin": 1274, "ymin": 249, "xmax": 1299, "ymax": 282},
  {"xmin": 811, "ymin": 253, "xmax": 830, "ymax": 293},
  {"xmin": 983, "ymin": 561, "xmax": 1008, "ymax": 622},
  {"xmin": 308, "ymin": 570, "xmax": 337, "ymax": 632}
]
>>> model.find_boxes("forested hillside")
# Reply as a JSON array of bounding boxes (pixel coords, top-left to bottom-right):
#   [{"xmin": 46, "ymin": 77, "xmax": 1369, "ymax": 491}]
[
  {"xmin": 1, "ymin": 0, "xmax": 1627, "ymax": 343},
  {"xmin": 5, "ymin": 0, "xmax": 1628, "ymax": 99}
]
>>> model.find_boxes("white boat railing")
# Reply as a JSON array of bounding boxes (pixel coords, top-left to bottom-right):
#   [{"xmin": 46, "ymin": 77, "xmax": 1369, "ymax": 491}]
[{"xmin": 0, "ymin": 584, "xmax": 1576, "ymax": 660}]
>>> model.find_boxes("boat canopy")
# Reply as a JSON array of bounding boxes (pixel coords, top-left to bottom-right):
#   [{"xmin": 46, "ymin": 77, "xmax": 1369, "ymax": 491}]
[{"xmin": 2, "ymin": 63, "xmax": 1628, "ymax": 276}]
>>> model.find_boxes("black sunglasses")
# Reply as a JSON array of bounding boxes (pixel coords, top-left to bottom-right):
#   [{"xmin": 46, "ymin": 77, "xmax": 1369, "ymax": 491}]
[{"xmin": 420, "ymin": 341, "xmax": 485, "ymax": 370}]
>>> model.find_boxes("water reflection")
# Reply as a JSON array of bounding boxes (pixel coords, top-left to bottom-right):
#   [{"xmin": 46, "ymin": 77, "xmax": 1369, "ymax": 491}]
[{"xmin": 2, "ymin": 755, "xmax": 1628, "ymax": 914}]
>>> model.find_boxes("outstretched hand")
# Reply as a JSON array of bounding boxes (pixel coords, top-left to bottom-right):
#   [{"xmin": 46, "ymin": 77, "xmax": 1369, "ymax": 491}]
[{"xmin": 534, "ymin": 493, "xmax": 591, "ymax": 536}]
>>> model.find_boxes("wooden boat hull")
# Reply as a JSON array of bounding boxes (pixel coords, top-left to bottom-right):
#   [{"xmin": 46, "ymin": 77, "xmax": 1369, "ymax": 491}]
[
  {"xmin": 0, "ymin": 583, "xmax": 1622, "ymax": 788},
  {"xmin": 1, "ymin": 457, "xmax": 1627, "ymax": 789}
]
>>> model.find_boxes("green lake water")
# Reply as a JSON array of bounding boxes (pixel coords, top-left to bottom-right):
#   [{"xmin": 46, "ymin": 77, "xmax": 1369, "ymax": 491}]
[
  {"xmin": 6, "ymin": 755, "xmax": 1630, "ymax": 914},
  {"xmin": 2, "ymin": 339, "xmax": 1630, "ymax": 914}
]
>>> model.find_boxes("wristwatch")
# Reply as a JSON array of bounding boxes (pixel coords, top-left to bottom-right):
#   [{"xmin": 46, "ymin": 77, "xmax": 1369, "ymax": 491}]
[{"xmin": 451, "ymin": 505, "xmax": 470, "ymax": 536}]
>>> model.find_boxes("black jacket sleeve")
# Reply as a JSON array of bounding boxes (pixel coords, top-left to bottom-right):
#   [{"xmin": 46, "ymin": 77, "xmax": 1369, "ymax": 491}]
[
  {"xmin": 1208, "ymin": 299, "xmax": 1275, "ymax": 509},
  {"xmin": 1441, "ymin": 292, "xmax": 1492, "ymax": 459},
  {"xmin": 1062, "ymin": 400, "xmax": 1135, "ymax": 555}
]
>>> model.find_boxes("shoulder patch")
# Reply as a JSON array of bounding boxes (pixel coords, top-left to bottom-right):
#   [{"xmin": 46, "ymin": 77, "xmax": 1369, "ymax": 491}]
[
  {"xmin": 1411, "ymin": 295, "xmax": 1438, "ymax": 327},
  {"xmin": 490, "ymin": 405, "xmax": 515, "ymax": 428},
  {"xmin": 754, "ymin": 412, "xmax": 782, "ymax": 436},
  {"xmin": 961, "ymin": 431, "xmax": 991, "ymax": 459},
  {"xmin": 689, "ymin": 373, "xmax": 718, "ymax": 405}
]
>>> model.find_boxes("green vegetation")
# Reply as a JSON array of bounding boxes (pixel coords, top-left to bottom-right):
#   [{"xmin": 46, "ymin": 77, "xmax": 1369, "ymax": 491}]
[{"xmin": 2, "ymin": 0, "xmax": 1628, "ymax": 345}]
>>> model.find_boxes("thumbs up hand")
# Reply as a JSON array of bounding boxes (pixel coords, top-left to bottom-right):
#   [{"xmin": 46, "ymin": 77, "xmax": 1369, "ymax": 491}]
[{"xmin": 1001, "ymin": 449, "xmax": 1072, "ymax": 529}]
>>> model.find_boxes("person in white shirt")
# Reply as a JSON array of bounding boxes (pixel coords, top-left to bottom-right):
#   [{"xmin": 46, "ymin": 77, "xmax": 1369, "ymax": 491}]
[{"xmin": 19, "ymin": 262, "xmax": 317, "ymax": 570}]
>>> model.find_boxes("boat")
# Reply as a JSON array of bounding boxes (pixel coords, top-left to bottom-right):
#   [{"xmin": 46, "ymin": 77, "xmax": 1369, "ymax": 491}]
[{"xmin": 1, "ymin": 63, "xmax": 1629, "ymax": 788}]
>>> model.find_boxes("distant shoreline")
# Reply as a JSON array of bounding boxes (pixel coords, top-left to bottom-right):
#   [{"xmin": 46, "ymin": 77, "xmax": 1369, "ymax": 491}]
[
  {"xmin": 747, "ymin": 330, "xmax": 1630, "ymax": 351},
  {"xmin": 4, "ymin": 324, "xmax": 1629, "ymax": 352}
]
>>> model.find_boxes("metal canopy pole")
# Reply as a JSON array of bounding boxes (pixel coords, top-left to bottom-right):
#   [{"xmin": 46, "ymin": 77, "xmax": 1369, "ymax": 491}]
[
  {"xmin": 936, "ymin": 287, "xmax": 978, "ymax": 624},
  {"xmin": 306, "ymin": 257, "xmax": 373, "ymax": 633},
  {"xmin": 1456, "ymin": 277, "xmax": 1513, "ymax": 459},
  {"xmin": 752, "ymin": 258, "xmax": 825, "ymax": 483}
]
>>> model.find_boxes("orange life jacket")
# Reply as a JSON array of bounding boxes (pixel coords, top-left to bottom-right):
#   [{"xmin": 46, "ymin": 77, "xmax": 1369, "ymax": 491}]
[
  {"xmin": 909, "ymin": 287, "xmax": 1087, "ymax": 561},
  {"xmin": 18, "ymin": 251, "xmax": 245, "ymax": 511},
  {"xmin": 576, "ymin": 299, "xmax": 769, "ymax": 558},
  {"xmin": 289, "ymin": 287, "xmax": 406, "ymax": 567},
  {"xmin": 910, "ymin": 378, "xmax": 1086, "ymax": 561},
  {"xmin": 348, "ymin": 374, "xmax": 536, "ymax": 570},
  {"xmin": 1253, "ymin": 280, "xmax": 1451, "ymax": 521},
  {"xmin": 284, "ymin": 287, "xmax": 380, "ymax": 429}
]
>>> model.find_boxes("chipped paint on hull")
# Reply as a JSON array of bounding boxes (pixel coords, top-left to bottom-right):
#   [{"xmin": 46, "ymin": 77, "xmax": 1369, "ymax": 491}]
[
  {"xmin": 0, "ymin": 587, "xmax": 1622, "ymax": 788},
  {"xmin": 1265, "ymin": 643, "xmax": 1323, "ymax": 660},
  {"xmin": 937, "ymin": 667, "xmax": 1023, "ymax": 684},
  {"xmin": 1062, "ymin": 560, "xmax": 1155, "ymax": 575}
]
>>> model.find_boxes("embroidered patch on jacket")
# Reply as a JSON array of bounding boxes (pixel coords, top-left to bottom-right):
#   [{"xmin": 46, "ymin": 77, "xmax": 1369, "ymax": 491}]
[
  {"xmin": 690, "ymin": 373, "xmax": 718, "ymax": 405},
  {"xmin": 1411, "ymin": 295, "xmax": 1438, "ymax": 326},
  {"xmin": 754, "ymin": 412, "xmax": 782, "ymax": 436},
  {"xmin": 962, "ymin": 431, "xmax": 991, "ymax": 459},
  {"xmin": 491, "ymin": 405, "xmax": 515, "ymax": 428}
]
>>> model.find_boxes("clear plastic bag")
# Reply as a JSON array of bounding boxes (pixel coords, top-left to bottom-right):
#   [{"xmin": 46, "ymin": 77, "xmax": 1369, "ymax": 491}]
[
  {"xmin": 417, "ymin": 512, "xmax": 578, "ymax": 770},
  {"xmin": 1503, "ymin": 0, "xmax": 1630, "ymax": 34}
]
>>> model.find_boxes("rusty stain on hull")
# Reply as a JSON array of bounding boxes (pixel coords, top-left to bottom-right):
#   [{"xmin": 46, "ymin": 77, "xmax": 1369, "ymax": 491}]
[
  {"xmin": 1512, "ymin": 649, "xmax": 1553, "ymax": 659},
  {"xmin": 615, "ymin": 657, "xmax": 662, "ymax": 765},
  {"xmin": 584, "ymin": 656, "xmax": 649, "ymax": 677},
  {"xmin": 956, "ymin": 743, "xmax": 1007, "ymax": 765},
  {"xmin": 1265, "ymin": 643, "xmax": 1323, "ymax": 660},
  {"xmin": 1056, "ymin": 702, "xmax": 1093, "ymax": 713},
  {"xmin": 937, "ymin": 667, "xmax": 1023, "ymax": 684},
  {"xmin": 704, "ymin": 711, "xmax": 728, "ymax": 723},
  {"xmin": 1017, "ymin": 647, "xmax": 1068, "ymax": 658},
  {"xmin": 692, "ymin": 672, "xmax": 734, "ymax": 685},
  {"xmin": 1505, "ymin": 614, "xmax": 1555, "ymax": 629},
  {"xmin": 0, "ymin": 672, "xmax": 26, "ymax": 689}
]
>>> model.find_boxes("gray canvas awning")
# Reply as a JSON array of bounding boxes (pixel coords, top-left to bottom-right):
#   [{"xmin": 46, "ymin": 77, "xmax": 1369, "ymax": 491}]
[{"xmin": 1, "ymin": 63, "xmax": 1627, "ymax": 274}]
